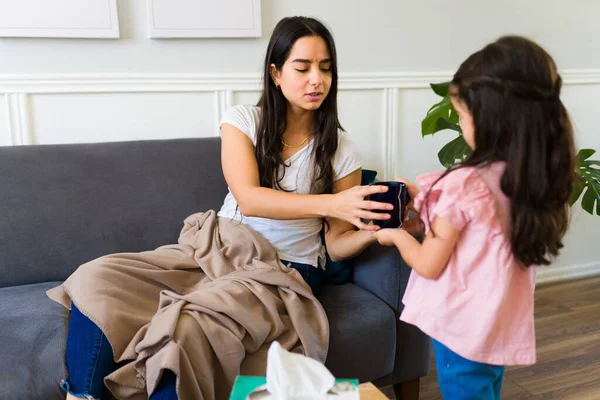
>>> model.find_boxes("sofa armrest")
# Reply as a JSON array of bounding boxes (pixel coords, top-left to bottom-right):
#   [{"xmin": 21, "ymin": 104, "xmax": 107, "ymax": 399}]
[
  {"xmin": 352, "ymin": 243, "xmax": 410, "ymax": 313},
  {"xmin": 352, "ymin": 242, "xmax": 431, "ymax": 384}
]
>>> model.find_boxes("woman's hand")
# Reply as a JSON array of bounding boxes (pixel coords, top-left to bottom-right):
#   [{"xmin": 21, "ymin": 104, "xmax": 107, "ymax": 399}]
[{"xmin": 329, "ymin": 185, "xmax": 393, "ymax": 231}]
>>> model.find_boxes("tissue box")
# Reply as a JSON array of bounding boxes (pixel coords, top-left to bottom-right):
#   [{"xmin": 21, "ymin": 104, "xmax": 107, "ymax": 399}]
[{"xmin": 229, "ymin": 376, "xmax": 360, "ymax": 400}]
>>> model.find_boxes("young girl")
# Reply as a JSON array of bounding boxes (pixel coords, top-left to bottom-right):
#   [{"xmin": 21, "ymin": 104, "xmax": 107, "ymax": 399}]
[{"xmin": 373, "ymin": 36, "xmax": 575, "ymax": 400}]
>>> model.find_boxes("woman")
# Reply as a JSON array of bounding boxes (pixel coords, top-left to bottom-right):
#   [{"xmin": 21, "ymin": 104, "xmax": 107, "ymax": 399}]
[
  {"xmin": 59, "ymin": 16, "xmax": 390, "ymax": 400},
  {"xmin": 218, "ymin": 15, "xmax": 391, "ymax": 297}
]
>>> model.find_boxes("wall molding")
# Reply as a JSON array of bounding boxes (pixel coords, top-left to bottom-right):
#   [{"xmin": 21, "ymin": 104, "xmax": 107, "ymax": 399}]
[
  {"xmin": 0, "ymin": 69, "xmax": 598, "ymax": 94},
  {"xmin": 537, "ymin": 262, "xmax": 600, "ymax": 286},
  {"xmin": 1, "ymin": 69, "xmax": 598, "ymax": 158},
  {"xmin": 214, "ymin": 90, "xmax": 233, "ymax": 134},
  {"xmin": 382, "ymin": 88, "xmax": 399, "ymax": 179},
  {"xmin": 1, "ymin": 69, "xmax": 599, "ymax": 164},
  {"xmin": 5, "ymin": 93, "xmax": 31, "ymax": 145},
  {"xmin": 2, "ymin": 69, "xmax": 595, "ymax": 155}
]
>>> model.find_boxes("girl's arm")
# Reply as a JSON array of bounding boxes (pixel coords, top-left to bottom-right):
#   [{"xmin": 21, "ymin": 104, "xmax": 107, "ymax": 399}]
[
  {"xmin": 323, "ymin": 169, "xmax": 378, "ymax": 261},
  {"xmin": 372, "ymin": 216, "xmax": 460, "ymax": 279},
  {"xmin": 221, "ymin": 124, "xmax": 391, "ymax": 230}
]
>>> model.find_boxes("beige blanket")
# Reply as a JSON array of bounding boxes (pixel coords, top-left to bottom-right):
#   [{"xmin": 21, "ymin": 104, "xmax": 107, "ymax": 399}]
[{"xmin": 47, "ymin": 210, "xmax": 329, "ymax": 400}]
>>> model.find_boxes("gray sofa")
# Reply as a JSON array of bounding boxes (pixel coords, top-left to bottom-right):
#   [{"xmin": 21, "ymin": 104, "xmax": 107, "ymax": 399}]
[{"xmin": 0, "ymin": 137, "xmax": 429, "ymax": 399}]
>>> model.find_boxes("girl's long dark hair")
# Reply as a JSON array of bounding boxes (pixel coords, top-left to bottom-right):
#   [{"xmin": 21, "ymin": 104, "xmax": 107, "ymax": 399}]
[
  {"xmin": 426, "ymin": 36, "xmax": 575, "ymax": 267},
  {"xmin": 256, "ymin": 16, "xmax": 342, "ymax": 195}
]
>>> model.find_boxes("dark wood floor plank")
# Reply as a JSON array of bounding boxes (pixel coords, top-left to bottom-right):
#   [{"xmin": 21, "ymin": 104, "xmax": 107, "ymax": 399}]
[
  {"xmin": 510, "ymin": 350, "xmax": 600, "ymax": 395},
  {"xmin": 535, "ymin": 303, "xmax": 600, "ymax": 342},
  {"xmin": 500, "ymin": 380, "xmax": 532, "ymax": 399},
  {"xmin": 535, "ymin": 329, "xmax": 600, "ymax": 364},
  {"xmin": 533, "ymin": 296, "xmax": 573, "ymax": 319},
  {"xmin": 528, "ymin": 379, "xmax": 600, "ymax": 399},
  {"xmin": 535, "ymin": 276, "xmax": 600, "ymax": 297},
  {"xmin": 505, "ymin": 347, "xmax": 600, "ymax": 381}
]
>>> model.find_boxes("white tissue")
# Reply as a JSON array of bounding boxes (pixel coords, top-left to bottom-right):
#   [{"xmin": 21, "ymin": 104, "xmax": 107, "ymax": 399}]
[{"xmin": 265, "ymin": 341, "xmax": 335, "ymax": 400}]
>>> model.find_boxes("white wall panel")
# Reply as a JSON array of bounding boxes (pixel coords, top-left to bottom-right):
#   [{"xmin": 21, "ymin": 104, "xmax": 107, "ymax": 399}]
[
  {"xmin": 28, "ymin": 92, "xmax": 217, "ymax": 144},
  {"xmin": 0, "ymin": 95, "xmax": 10, "ymax": 146}
]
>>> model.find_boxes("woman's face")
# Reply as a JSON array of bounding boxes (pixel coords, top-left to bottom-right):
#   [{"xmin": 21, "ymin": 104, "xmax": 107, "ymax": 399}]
[
  {"xmin": 270, "ymin": 35, "xmax": 333, "ymax": 114},
  {"xmin": 451, "ymin": 96, "xmax": 476, "ymax": 149}
]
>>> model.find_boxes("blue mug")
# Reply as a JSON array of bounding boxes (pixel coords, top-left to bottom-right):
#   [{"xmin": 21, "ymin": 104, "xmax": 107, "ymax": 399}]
[{"xmin": 368, "ymin": 181, "xmax": 410, "ymax": 229}]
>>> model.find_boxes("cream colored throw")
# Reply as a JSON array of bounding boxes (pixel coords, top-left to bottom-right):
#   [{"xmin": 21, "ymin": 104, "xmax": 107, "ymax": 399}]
[{"xmin": 47, "ymin": 210, "xmax": 329, "ymax": 400}]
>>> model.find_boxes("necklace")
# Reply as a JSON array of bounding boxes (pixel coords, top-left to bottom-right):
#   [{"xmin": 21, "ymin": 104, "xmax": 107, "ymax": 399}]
[{"xmin": 281, "ymin": 135, "xmax": 312, "ymax": 148}]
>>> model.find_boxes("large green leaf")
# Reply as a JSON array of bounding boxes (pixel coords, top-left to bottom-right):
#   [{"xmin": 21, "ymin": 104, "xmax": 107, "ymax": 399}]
[
  {"xmin": 449, "ymin": 108, "xmax": 460, "ymax": 124},
  {"xmin": 577, "ymin": 152, "xmax": 600, "ymax": 215},
  {"xmin": 578, "ymin": 148, "xmax": 596, "ymax": 161},
  {"xmin": 569, "ymin": 178, "xmax": 586, "ymax": 206},
  {"xmin": 581, "ymin": 183, "xmax": 600, "ymax": 215},
  {"xmin": 422, "ymin": 96, "xmax": 456, "ymax": 137},
  {"xmin": 434, "ymin": 117, "xmax": 461, "ymax": 133},
  {"xmin": 430, "ymin": 82, "xmax": 451, "ymax": 97},
  {"xmin": 438, "ymin": 135, "xmax": 472, "ymax": 168},
  {"xmin": 569, "ymin": 148, "xmax": 594, "ymax": 205}
]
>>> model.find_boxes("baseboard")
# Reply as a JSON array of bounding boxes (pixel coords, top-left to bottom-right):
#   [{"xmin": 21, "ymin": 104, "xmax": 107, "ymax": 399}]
[{"xmin": 537, "ymin": 261, "xmax": 600, "ymax": 286}]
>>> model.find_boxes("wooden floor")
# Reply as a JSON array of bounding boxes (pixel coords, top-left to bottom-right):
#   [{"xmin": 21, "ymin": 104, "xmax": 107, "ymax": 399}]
[{"xmin": 417, "ymin": 276, "xmax": 600, "ymax": 399}]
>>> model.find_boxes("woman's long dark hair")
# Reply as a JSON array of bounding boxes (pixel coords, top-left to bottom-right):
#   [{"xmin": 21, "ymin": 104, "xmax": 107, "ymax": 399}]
[
  {"xmin": 426, "ymin": 36, "xmax": 575, "ymax": 267},
  {"xmin": 256, "ymin": 16, "xmax": 342, "ymax": 195}
]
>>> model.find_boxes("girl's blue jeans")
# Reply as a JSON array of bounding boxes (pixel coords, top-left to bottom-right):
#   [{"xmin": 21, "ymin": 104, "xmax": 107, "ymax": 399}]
[{"xmin": 432, "ymin": 339, "xmax": 505, "ymax": 400}]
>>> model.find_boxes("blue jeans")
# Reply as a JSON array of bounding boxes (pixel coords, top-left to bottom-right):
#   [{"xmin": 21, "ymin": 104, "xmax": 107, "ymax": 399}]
[
  {"xmin": 62, "ymin": 260, "xmax": 320, "ymax": 399},
  {"xmin": 432, "ymin": 339, "xmax": 505, "ymax": 400},
  {"xmin": 61, "ymin": 304, "xmax": 177, "ymax": 399},
  {"xmin": 282, "ymin": 259, "xmax": 323, "ymax": 297}
]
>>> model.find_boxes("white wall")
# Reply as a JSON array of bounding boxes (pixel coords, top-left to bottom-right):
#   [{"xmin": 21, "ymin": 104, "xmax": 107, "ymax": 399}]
[
  {"xmin": 1, "ymin": 0, "xmax": 599, "ymax": 73},
  {"xmin": 1, "ymin": 0, "xmax": 599, "ymax": 283}
]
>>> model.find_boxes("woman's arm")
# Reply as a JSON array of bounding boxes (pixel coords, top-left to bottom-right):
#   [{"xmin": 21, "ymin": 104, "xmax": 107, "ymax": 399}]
[
  {"xmin": 221, "ymin": 124, "xmax": 392, "ymax": 229},
  {"xmin": 372, "ymin": 216, "xmax": 460, "ymax": 279},
  {"xmin": 323, "ymin": 169, "xmax": 378, "ymax": 261}
]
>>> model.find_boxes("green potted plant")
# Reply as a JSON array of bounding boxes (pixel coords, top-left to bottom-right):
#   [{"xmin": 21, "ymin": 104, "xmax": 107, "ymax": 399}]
[{"xmin": 422, "ymin": 82, "xmax": 600, "ymax": 216}]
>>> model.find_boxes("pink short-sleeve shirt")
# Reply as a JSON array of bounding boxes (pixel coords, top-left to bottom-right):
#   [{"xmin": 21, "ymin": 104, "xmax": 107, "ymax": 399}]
[{"xmin": 400, "ymin": 162, "xmax": 537, "ymax": 366}]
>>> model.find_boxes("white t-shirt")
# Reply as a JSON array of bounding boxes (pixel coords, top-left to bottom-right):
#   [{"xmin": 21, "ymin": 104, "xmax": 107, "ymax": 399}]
[{"xmin": 217, "ymin": 104, "xmax": 363, "ymax": 268}]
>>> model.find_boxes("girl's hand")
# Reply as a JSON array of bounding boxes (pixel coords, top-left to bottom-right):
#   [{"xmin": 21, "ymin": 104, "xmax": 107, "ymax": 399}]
[
  {"xmin": 371, "ymin": 228, "xmax": 401, "ymax": 247},
  {"xmin": 397, "ymin": 178, "xmax": 420, "ymax": 212},
  {"xmin": 329, "ymin": 185, "xmax": 393, "ymax": 231},
  {"xmin": 402, "ymin": 215, "xmax": 425, "ymax": 237}
]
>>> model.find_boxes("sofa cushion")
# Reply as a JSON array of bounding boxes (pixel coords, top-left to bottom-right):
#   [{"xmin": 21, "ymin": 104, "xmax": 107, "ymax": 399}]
[
  {"xmin": 0, "ymin": 281, "xmax": 68, "ymax": 400},
  {"xmin": 320, "ymin": 283, "xmax": 396, "ymax": 382},
  {"xmin": 0, "ymin": 138, "xmax": 228, "ymax": 288}
]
